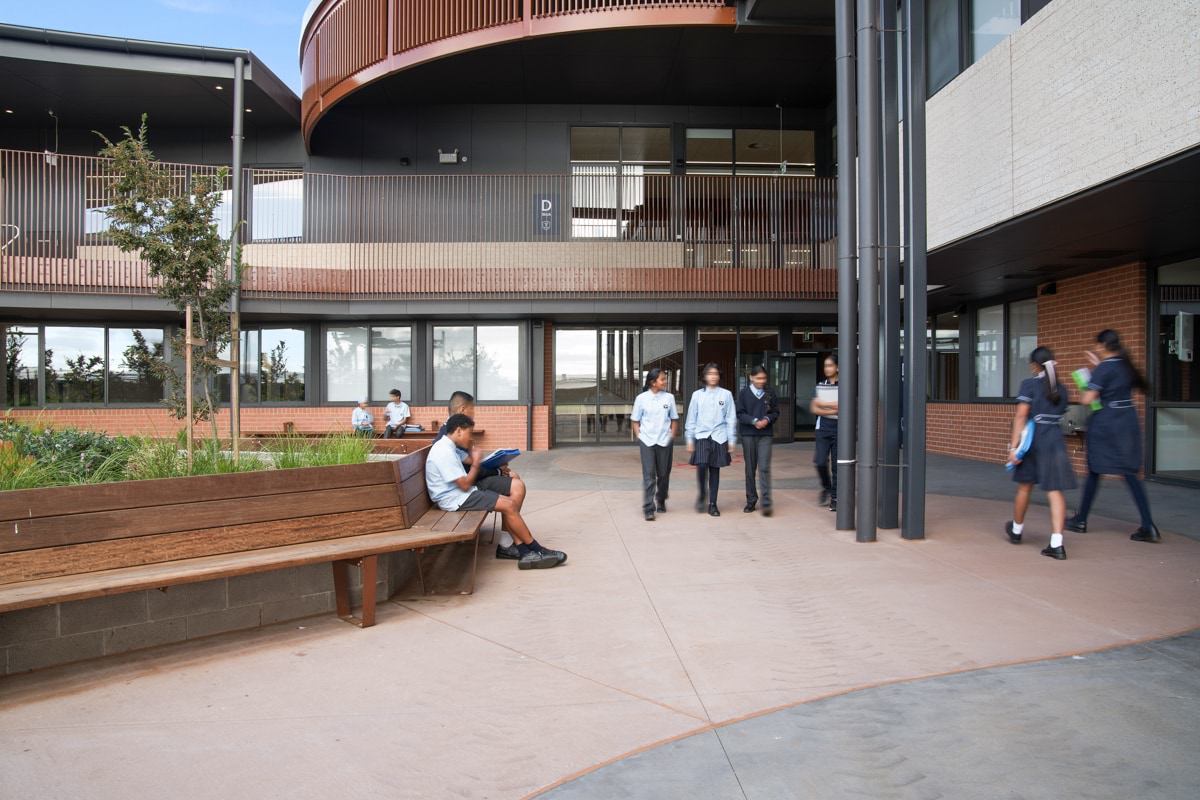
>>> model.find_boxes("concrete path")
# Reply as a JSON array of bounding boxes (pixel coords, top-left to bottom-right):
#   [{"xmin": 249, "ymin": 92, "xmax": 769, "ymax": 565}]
[{"xmin": 1, "ymin": 448, "xmax": 1197, "ymax": 799}]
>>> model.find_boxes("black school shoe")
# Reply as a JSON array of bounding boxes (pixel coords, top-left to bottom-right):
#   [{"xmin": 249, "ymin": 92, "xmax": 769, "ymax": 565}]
[
  {"xmin": 743, "ymin": 502, "xmax": 756, "ymax": 514},
  {"xmin": 829, "ymin": 498, "xmax": 837, "ymax": 512},
  {"xmin": 657, "ymin": 501, "xmax": 666, "ymax": 513},
  {"xmin": 496, "ymin": 543, "xmax": 522, "ymax": 560},
  {"xmin": 539, "ymin": 547, "xmax": 568, "ymax": 565},
  {"xmin": 518, "ymin": 550, "xmax": 564, "ymax": 570},
  {"xmin": 762, "ymin": 505, "xmax": 773, "ymax": 518},
  {"xmin": 1130, "ymin": 525, "xmax": 1161, "ymax": 543},
  {"xmin": 644, "ymin": 511, "xmax": 656, "ymax": 522},
  {"xmin": 1065, "ymin": 517, "xmax": 1087, "ymax": 533},
  {"xmin": 1040, "ymin": 544, "xmax": 1067, "ymax": 560},
  {"xmin": 708, "ymin": 504, "xmax": 721, "ymax": 517},
  {"xmin": 818, "ymin": 489, "xmax": 830, "ymax": 506},
  {"xmin": 1005, "ymin": 521, "xmax": 1022, "ymax": 545}
]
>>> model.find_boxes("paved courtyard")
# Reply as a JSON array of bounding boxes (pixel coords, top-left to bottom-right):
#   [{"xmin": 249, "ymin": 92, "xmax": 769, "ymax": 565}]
[{"xmin": 1, "ymin": 445, "xmax": 1198, "ymax": 799}]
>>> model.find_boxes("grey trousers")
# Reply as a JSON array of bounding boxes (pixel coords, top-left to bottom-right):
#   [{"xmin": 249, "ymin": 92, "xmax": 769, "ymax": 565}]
[
  {"xmin": 742, "ymin": 435, "xmax": 772, "ymax": 508},
  {"xmin": 638, "ymin": 441, "xmax": 673, "ymax": 514}
]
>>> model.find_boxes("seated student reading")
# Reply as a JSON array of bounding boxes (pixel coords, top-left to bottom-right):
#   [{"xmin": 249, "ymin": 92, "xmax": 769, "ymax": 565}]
[
  {"xmin": 425, "ymin": 414, "xmax": 566, "ymax": 570},
  {"xmin": 351, "ymin": 397, "xmax": 374, "ymax": 436},
  {"xmin": 383, "ymin": 389, "xmax": 410, "ymax": 439}
]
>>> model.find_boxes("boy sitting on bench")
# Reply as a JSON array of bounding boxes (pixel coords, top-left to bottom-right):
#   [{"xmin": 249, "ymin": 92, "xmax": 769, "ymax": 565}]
[{"xmin": 425, "ymin": 414, "xmax": 567, "ymax": 571}]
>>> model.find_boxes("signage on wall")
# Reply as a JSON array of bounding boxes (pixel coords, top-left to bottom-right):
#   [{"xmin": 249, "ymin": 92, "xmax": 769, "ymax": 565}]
[{"xmin": 534, "ymin": 193, "xmax": 558, "ymax": 236}]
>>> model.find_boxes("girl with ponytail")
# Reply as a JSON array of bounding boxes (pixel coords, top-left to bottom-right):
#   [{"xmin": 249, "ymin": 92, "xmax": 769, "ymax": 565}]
[
  {"xmin": 1005, "ymin": 346, "xmax": 1076, "ymax": 559},
  {"xmin": 630, "ymin": 367, "xmax": 679, "ymax": 521},
  {"xmin": 1066, "ymin": 329, "xmax": 1160, "ymax": 542}
]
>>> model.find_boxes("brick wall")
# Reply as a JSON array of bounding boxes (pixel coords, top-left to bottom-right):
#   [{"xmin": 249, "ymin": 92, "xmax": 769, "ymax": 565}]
[
  {"xmin": 6, "ymin": 403, "xmax": 553, "ymax": 450},
  {"xmin": 928, "ymin": 262, "xmax": 1148, "ymax": 475}
]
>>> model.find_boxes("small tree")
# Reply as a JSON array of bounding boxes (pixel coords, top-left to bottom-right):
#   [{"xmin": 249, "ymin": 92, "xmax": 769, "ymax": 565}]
[{"xmin": 96, "ymin": 116, "xmax": 241, "ymax": 445}]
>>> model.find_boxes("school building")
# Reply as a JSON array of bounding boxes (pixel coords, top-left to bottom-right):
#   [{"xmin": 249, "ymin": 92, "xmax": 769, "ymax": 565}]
[{"xmin": 1, "ymin": 0, "xmax": 1197, "ymax": 486}]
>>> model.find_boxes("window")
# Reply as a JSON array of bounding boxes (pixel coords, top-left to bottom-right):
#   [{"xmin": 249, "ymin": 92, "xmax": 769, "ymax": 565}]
[
  {"xmin": 259, "ymin": 328, "xmax": 307, "ymax": 402},
  {"xmin": 571, "ymin": 126, "xmax": 671, "ymax": 239},
  {"xmin": 927, "ymin": 0, "xmax": 962, "ymax": 95},
  {"xmin": 325, "ymin": 325, "xmax": 411, "ymax": 402},
  {"xmin": 734, "ymin": 130, "xmax": 816, "ymax": 175},
  {"xmin": 971, "ymin": 0, "xmax": 1021, "ymax": 61},
  {"xmin": 433, "ymin": 325, "xmax": 521, "ymax": 402},
  {"xmin": 45, "ymin": 326, "xmax": 106, "ymax": 404},
  {"xmin": 972, "ymin": 299, "xmax": 1038, "ymax": 399},
  {"xmin": 931, "ymin": 312, "xmax": 961, "ymax": 401},
  {"xmin": 975, "ymin": 305, "xmax": 1004, "ymax": 397},
  {"xmin": 1007, "ymin": 299, "xmax": 1038, "ymax": 396},
  {"xmin": 108, "ymin": 328, "xmax": 165, "ymax": 404},
  {"xmin": 5, "ymin": 326, "xmax": 40, "ymax": 407}
]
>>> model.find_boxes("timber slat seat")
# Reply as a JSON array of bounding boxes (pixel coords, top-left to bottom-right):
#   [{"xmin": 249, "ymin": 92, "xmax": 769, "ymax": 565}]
[{"xmin": 0, "ymin": 447, "xmax": 488, "ymax": 630}]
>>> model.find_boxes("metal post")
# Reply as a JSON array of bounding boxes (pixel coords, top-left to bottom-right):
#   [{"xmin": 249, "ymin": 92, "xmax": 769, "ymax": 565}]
[
  {"xmin": 834, "ymin": 0, "xmax": 859, "ymax": 531},
  {"xmin": 902, "ymin": 0, "xmax": 929, "ymax": 540},
  {"xmin": 855, "ymin": 0, "xmax": 880, "ymax": 543},
  {"xmin": 230, "ymin": 55, "xmax": 245, "ymax": 456},
  {"xmin": 185, "ymin": 305, "xmax": 195, "ymax": 470},
  {"xmin": 878, "ymin": 0, "xmax": 902, "ymax": 528}
]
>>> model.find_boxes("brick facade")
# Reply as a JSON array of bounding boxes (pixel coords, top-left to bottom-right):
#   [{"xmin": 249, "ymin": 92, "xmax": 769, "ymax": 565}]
[{"xmin": 928, "ymin": 262, "xmax": 1148, "ymax": 475}]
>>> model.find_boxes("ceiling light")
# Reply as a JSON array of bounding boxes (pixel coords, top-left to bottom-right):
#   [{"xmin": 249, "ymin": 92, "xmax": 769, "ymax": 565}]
[
  {"xmin": 245, "ymin": 108, "xmax": 253, "ymax": 113},
  {"xmin": 747, "ymin": 142, "xmax": 766, "ymax": 150},
  {"xmin": 215, "ymin": 85, "xmax": 224, "ymax": 90},
  {"xmin": 3, "ymin": 109, "xmax": 12, "ymax": 114}
]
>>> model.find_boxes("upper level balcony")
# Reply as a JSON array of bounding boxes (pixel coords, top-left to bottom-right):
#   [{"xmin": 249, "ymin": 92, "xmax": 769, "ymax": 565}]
[{"xmin": 0, "ymin": 149, "xmax": 837, "ymax": 303}]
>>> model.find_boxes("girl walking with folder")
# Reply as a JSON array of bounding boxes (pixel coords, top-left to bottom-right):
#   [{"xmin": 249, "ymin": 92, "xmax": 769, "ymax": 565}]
[
  {"xmin": 1065, "ymin": 329, "xmax": 1160, "ymax": 543},
  {"xmin": 1005, "ymin": 347, "xmax": 1075, "ymax": 559},
  {"xmin": 686, "ymin": 363, "xmax": 737, "ymax": 516},
  {"xmin": 810, "ymin": 354, "xmax": 840, "ymax": 511}
]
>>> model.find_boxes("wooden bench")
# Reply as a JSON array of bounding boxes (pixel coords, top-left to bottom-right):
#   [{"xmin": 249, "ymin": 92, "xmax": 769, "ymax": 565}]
[{"xmin": 0, "ymin": 450, "xmax": 488, "ymax": 630}]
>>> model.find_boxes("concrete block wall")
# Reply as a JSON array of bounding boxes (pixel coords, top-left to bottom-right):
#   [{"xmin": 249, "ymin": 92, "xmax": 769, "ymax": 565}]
[
  {"xmin": 0, "ymin": 554, "xmax": 416, "ymax": 675},
  {"xmin": 927, "ymin": 0, "xmax": 1200, "ymax": 248},
  {"xmin": 927, "ymin": 262, "xmax": 1147, "ymax": 476}
]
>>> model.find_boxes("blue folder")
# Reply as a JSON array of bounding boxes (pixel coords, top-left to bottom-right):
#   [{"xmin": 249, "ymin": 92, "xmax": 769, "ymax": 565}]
[
  {"xmin": 481, "ymin": 448, "xmax": 521, "ymax": 470},
  {"xmin": 1005, "ymin": 421, "xmax": 1035, "ymax": 471}
]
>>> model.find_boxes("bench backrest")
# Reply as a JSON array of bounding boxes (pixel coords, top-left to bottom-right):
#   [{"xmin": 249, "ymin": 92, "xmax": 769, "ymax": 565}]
[{"xmin": 0, "ymin": 453, "xmax": 430, "ymax": 587}]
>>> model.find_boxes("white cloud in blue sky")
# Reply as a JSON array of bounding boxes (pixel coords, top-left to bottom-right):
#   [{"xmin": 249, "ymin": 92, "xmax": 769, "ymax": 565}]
[{"xmin": 2, "ymin": 0, "xmax": 306, "ymax": 93}]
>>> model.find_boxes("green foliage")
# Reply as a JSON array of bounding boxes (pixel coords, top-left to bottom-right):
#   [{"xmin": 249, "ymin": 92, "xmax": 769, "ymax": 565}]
[
  {"xmin": 95, "ymin": 116, "xmax": 242, "ymax": 432},
  {"xmin": 0, "ymin": 419, "xmax": 137, "ymax": 484},
  {"xmin": 263, "ymin": 433, "xmax": 374, "ymax": 470}
]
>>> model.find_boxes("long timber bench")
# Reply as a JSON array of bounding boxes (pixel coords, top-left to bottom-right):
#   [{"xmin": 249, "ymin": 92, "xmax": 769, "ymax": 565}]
[{"xmin": 0, "ymin": 448, "xmax": 487, "ymax": 632}]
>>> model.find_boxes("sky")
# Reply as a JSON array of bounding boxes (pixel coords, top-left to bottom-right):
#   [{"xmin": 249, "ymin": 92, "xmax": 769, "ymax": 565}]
[{"xmin": 1, "ymin": 0, "xmax": 308, "ymax": 94}]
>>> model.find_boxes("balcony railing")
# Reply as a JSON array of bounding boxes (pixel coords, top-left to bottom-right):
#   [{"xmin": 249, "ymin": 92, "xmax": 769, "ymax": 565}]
[{"xmin": 0, "ymin": 149, "xmax": 837, "ymax": 301}]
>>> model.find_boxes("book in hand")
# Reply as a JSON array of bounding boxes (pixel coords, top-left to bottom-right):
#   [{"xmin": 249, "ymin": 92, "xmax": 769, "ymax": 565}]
[
  {"xmin": 1072, "ymin": 368, "xmax": 1102, "ymax": 410},
  {"xmin": 1005, "ymin": 420, "xmax": 1035, "ymax": 471},
  {"xmin": 815, "ymin": 384, "xmax": 839, "ymax": 404},
  {"xmin": 481, "ymin": 448, "xmax": 521, "ymax": 470}
]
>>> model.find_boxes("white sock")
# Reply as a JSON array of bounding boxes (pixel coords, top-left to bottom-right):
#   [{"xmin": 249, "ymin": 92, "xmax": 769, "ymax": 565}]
[
  {"xmin": 1011, "ymin": 521, "xmax": 1024, "ymax": 535},
  {"xmin": 1050, "ymin": 533, "xmax": 1063, "ymax": 548},
  {"xmin": 499, "ymin": 530, "xmax": 514, "ymax": 548}
]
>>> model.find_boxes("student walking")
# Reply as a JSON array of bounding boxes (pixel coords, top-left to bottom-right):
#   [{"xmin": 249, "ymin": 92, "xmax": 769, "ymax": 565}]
[
  {"xmin": 810, "ymin": 354, "xmax": 840, "ymax": 511},
  {"xmin": 630, "ymin": 367, "xmax": 679, "ymax": 522},
  {"xmin": 1066, "ymin": 329, "xmax": 1160, "ymax": 543},
  {"xmin": 1005, "ymin": 347, "xmax": 1076, "ymax": 560},
  {"xmin": 686, "ymin": 363, "xmax": 737, "ymax": 516},
  {"xmin": 735, "ymin": 365, "xmax": 779, "ymax": 516}
]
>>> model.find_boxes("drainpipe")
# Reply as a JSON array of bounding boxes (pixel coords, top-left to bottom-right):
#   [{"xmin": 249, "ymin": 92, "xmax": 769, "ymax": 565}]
[{"xmin": 834, "ymin": 0, "xmax": 858, "ymax": 531}]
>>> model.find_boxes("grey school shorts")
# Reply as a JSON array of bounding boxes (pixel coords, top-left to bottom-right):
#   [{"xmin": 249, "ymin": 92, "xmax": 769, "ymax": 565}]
[{"xmin": 456, "ymin": 474, "xmax": 514, "ymax": 512}]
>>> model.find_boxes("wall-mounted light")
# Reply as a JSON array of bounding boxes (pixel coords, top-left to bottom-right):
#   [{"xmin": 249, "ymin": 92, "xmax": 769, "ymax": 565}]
[
  {"xmin": 400, "ymin": 157, "xmax": 410, "ymax": 167},
  {"xmin": 438, "ymin": 149, "xmax": 460, "ymax": 165}
]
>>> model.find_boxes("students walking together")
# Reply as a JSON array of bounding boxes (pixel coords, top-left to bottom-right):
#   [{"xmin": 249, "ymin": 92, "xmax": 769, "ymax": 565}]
[
  {"xmin": 686, "ymin": 363, "xmax": 738, "ymax": 516},
  {"xmin": 1066, "ymin": 329, "xmax": 1160, "ymax": 543},
  {"xmin": 735, "ymin": 365, "xmax": 779, "ymax": 516},
  {"xmin": 631, "ymin": 368, "xmax": 679, "ymax": 522},
  {"xmin": 1005, "ymin": 347, "xmax": 1076, "ymax": 560},
  {"xmin": 810, "ymin": 354, "xmax": 840, "ymax": 511}
]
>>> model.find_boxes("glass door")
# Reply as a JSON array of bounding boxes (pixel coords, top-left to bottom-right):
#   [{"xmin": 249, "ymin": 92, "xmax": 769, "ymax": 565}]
[
  {"xmin": 554, "ymin": 329, "xmax": 599, "ymax": 444},
  {"xmin": 793, "ymin": 353, "xmax": 820, "ymax": 438},
  {"xmin": 597, "ymin": 328, "xmax": 641, "ymax": 443},
  {"xmin": 765, "ymin": 351, "xmax": 795, "ymax": 443}
]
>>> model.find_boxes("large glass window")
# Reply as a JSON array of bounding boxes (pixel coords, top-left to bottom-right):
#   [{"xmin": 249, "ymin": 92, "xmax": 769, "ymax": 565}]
[
  {"xmin": 975, "ymin": 305, "xmax": 1005, "ymax": 398},
  {"xmin": 325, "ymin": 326, "xmax": 369, "ymax": 402},
  {"xmin": 1153, "ymin": 258, "xmax": 1200, "ymax": 482},
  {"xmin": 571, "ymin": 126, "xmax": 670, "ymax": 239},
  {"xmin": 554, "ymin": 329, "xmax": 600, "ymax": 444},
  {"xmin": 5, "ymin": 326, "xmax": 40, "ymax": 407},
  {"xmin": 370, "ymin": 327, "xmax": 412, "ymax": 402},
  {"xmin": 927, "ymin": 0, "xmax": 962, "ymax": 95},
  {"xmin": 734, "ymin": 130, "xmax": 816, "ymax": 175},
  {"xmin": 108, "ymin": 328, "xmax": 165, "ymax": 404},
  {"xmin": 45, "ymin": 326, "xmax": 105, "ymax": 404},
  {"xmin": 433, "ymin": 325, "xmax": 521, "ymax": 402},
  {"xmin": 971, "ymin": 0, "xmax": 1021, "ymax": 61},
  {"xmin": 932, "ymin": 312, "xmax": 961, "ymax": 401},
  {"xmin": 259, "ymin": 327, "xmax": 307, "ymax": 402},
  {"xmin": 686, "ymin": 129, "xmax": 734, "ymax": 173},
  {"xmin": 1007, "ymin": 299, "xmax": 1039, "ymax": 396}
]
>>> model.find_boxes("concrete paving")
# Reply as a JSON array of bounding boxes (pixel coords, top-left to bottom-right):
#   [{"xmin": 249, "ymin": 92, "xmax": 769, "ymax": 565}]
[{"xmin": 1, "ymin": 447, "xmax": 1197, "ymax": 799}]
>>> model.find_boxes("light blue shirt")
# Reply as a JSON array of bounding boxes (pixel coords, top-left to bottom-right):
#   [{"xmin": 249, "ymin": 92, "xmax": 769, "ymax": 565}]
[
  {"xmin": 751, "ymin": 385, "xmax": 765, "ymax": 399},
  {"xmin": 630, "ymin": 389, "xmax": 679, "ymax": 447},
  {"xmin": 685, "ymin": 386, "xmax": 737, "ymax": 446},
  {"xmin": 351, "ymin": 407, "xmax": 373, "ymax": 429},
  {"xmin": 425, "ymin": 436, "xmax": 476, "ymax": 511}
]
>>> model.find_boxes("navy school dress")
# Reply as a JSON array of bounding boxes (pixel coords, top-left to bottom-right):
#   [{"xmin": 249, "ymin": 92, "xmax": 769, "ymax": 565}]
[
  {"xmin": 1084, "ymin": 357, "xmax": 1142, "ymax": 475},
  {"xmin": 1012, "ymin": 375, "xmax": 1076, "ymax": 491}
]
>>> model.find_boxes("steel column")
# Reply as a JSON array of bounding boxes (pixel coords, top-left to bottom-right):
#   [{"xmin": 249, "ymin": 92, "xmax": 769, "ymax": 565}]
[
  {"xmin": 902, "ymin": 0, "xmax": 929, "ymax": 540},
  {"xmin": 855, "ymin": 0, "xmax": 881, "ymax": 542},
  {"xmin": 878, "ymin": 0, "xmax": 902, "ymax": 528},
  {"xmin": 834, "ymin": 0, "xmax": 858, "ymax": 531},
  {"xmin": 229, "ymin": 56, "xmax": 245, "ymax": 450}
]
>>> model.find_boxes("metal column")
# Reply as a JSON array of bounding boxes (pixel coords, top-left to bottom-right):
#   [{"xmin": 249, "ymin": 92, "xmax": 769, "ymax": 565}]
[
  {"xmin": 229, "ymin": 55, "xmax": 245, "ymax": 448},
  {"xmin": 878, "ymin": 0, "xmax": 902, "ymax": 528},
  {"xmin": 902, "ymin": 0, "xmax": 929, "ymax": 540},
  {"xmin": 834, "ymin": 0, "xmax": 858, "ymax": 532},
  {"xmin": 855, "ymin": 0, "xmax": 881, "ymax": 543}
]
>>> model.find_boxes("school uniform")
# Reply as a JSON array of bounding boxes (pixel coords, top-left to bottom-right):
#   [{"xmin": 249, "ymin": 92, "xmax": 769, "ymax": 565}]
[
  {"xmin": 685, "ymin": 386, "xmax": 738, "ymax": 509},
  {"xmin": 813, "ymin": 379, "xmax": 839, "ymax": 501},
  {"xmin": 383, "ymin": 400, "xmax": 410, "ymax": 439},
  {"xmin": 630, "ymin": 389, "xmax": 679, "ymax": 515},
  {"xmin": 735, "ymin": 384, "xmax": 779, "ymax": 510},
  {"xmin": 351, "ymin": 407, "xmax": 374, "ymax": 435},
  {"xmin": 1012, "ymin": 375, "xmax": 1076, "ymax": 491},
  {"xmin": 424, "ymin": 435, "xmax": 511, "ymax": 513}
]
